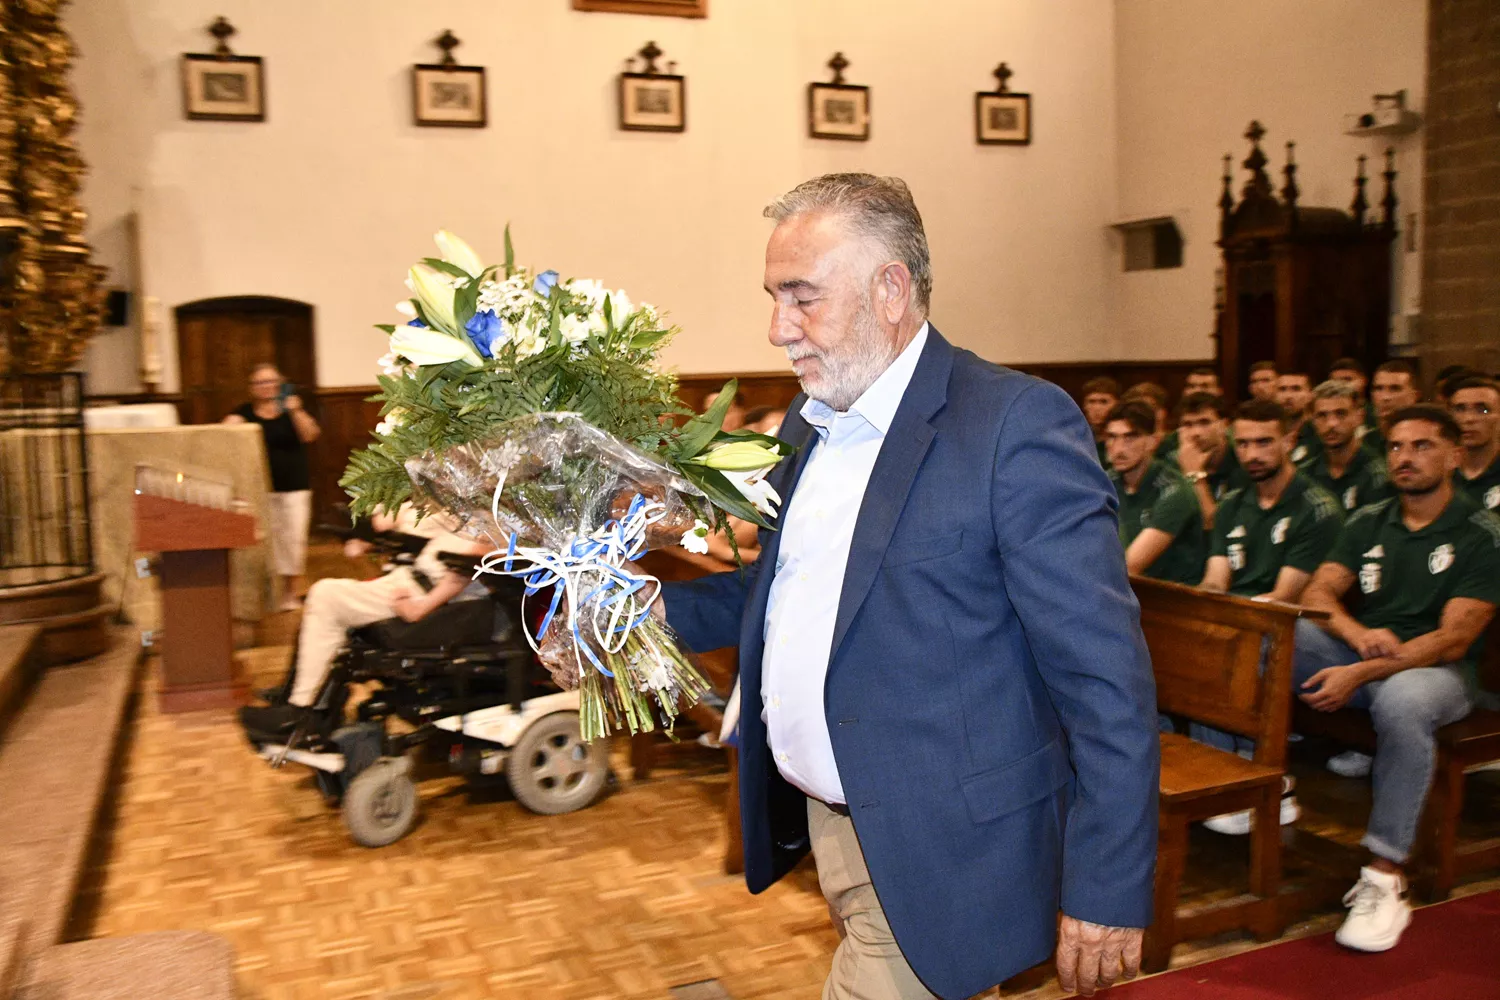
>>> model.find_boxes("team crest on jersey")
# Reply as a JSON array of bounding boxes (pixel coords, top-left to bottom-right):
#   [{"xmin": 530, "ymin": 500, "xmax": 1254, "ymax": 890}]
[
  {"xmin": 1227, "ymin": 525, "xmax": 1247, "ymax": 538},
  {"xmin": 1343, "ymin": 486, "xmax": 1358, "ymax": 510},
  {"xmin": 1428, "ymin": 543, "xmax": 1455, "ymax": 575},
  {"xmin": 1487, "ymin": 485, "xmax": 1500, "ymax": 510},
  {"xmin": 1228, "ymin": 543, "xmax": 1246, "ymax": 571},
  {"xmin": 1359, "ymin": 561, "xmax": 1381, "ymax": 594},
  {"xmin": 1362, "ymin": 544, "xmax": 1384, "ymax": 558},
  {"xmin": 1271, "ymin": 517, "xmax": 1290, "ymax": 545},
  {"xmin": 1292, "ymin": 445, "xmax": 1308, "ymax": 463}
]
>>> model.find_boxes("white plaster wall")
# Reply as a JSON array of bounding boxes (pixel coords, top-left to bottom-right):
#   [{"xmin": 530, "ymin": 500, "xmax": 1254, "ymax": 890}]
[
  {"xmin": 68, "ymin": 0, "xmax": 1119, "ymax": 393},
  {"xmin": 1113, "ymin": 0, "xmax": 1428, "ymax": 362}
]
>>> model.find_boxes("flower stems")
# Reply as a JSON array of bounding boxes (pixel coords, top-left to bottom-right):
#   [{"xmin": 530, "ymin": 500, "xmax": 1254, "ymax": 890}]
[{"xmin": 574, "ymin": 618, "xmax": 713, "ymax": 743}]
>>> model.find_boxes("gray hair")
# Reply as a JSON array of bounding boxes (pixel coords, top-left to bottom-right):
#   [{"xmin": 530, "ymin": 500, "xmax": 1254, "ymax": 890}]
[
  {"xmin": 764, "ymin": 173, "xmax": 932, "ymax": 314},
  {"xmin": 1312, "ymin": 379, "xmax": 1359, "ymax": 404}
]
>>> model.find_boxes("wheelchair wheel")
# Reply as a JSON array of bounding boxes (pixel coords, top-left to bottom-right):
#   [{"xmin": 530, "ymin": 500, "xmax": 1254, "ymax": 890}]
[
  {"xmin": 342, "ymin": 757, "xmax": 418, "ymax": 847},
  {"xmin": 506, "ymin": 712, "xmax": 609, "ymax": 815}
]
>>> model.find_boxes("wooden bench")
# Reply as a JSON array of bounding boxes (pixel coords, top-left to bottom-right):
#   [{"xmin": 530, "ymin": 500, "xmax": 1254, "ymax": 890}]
[
  {"xmin": 1132, "ymin": 577, "xmax": 1324, "ymax": 972},
  {"xmin": 1292, "ymin": 616, "xmax": 1500, "ymax": 901}
]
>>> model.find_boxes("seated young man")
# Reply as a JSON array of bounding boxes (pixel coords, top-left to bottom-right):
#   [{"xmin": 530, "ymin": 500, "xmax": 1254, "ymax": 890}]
[
  {"xmin": 1103, "ymin": 399, "xmax": 1207, "ymax": 584},
  {"xmin": 1195, "ymin": 399, "xmax": 1344, "ymax": 833},
  {"xmin": 1303, "ymin": 379, "xmax": 1392, "ymax": 513},
  {"xmin": 1275, "ymin": 371, "xmax": 1321, "ymax": 465},
  {"xmin": 1366, "ymin": 359, "xmax": 1422, "ymax": 456},
  {"xmin": 1166, "ymin": 391, "xmax": 1247, "ymax": 519},
  {"xmin": 1449, "ymin": 375, "xmax": 1500, "ymax": 511},
  {"xmin": 246, "ymin": 507, "xmax": 493, "ymax": 730},
  {"xmin": 1200, "ymin": 399, "xmax": 1345, "ymax": 603},
  {"xmin": 1297, "ymin": 405, "xmax": 1500, "ymax": 952},
  {"xmin": 1078, "ymin": 376, "xmax": 1121, "ymax": 467}
]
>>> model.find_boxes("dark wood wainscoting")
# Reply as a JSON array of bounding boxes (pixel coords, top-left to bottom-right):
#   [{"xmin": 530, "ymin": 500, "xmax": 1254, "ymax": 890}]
[
  {"xmin": 676, "ymin": 358, "xmax": 1213, "ymax": 416},
  {"xmin": 90, "ymin": 356, "xmax": 1208, "ymax": 525},
  {"xmin": 307, "ymin": 386, "xmax": 384, "ymax": 526}
]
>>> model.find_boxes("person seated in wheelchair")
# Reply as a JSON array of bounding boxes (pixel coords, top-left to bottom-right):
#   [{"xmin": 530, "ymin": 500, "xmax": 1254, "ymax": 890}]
[{"xmin": 242, "ymin": 504, "xmax": 494, "ymax": 735}]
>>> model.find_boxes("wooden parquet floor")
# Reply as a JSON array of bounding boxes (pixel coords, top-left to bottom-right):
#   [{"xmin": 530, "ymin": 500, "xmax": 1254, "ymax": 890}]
[{"xmin": 70, "ymin": 539, "xmax": 1500, "ymax": 1000}]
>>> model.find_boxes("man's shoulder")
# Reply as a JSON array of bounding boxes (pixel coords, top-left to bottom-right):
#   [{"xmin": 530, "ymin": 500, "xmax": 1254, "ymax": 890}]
[
  {"xmin": 1294, "ymin": 476, "xmax": 1344, "ymax": 523},
  {"xmin": 1465, "ymin": 506, "xmax": 1500, "ymax": 549},
  {"xmin": 1344, "ymin": 497, "xmax": 1395, "ymax": 535}
]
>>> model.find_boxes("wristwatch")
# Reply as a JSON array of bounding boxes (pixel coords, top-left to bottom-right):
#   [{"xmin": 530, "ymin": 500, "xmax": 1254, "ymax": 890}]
[{"xmin": 1185, "ymin": 471, "xmax": 1209, "ymax": 483}]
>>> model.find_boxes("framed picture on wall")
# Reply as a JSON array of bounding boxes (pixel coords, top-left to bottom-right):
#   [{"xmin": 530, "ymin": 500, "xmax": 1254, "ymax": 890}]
[
  {"xmin": 808, "ymin": 83, "xmax": 869, "ymax": 141},
  {"xmin": 619, "ymin": 72, "xmax": 686, "ymax": 132},
  {"xmin": 573, "ymin": 0, "xmax": 707, "ymax": 17},
  {"xmin": 181, "ymin": 54, "xmax": 265, "ymax": 122},
  {"xmin": 975, "ymin": 92, "xmax": 1031, "ymax": 145},
  {"xmin": 412, "ymin": 64, "xmax": 488, "ymax": 128}
]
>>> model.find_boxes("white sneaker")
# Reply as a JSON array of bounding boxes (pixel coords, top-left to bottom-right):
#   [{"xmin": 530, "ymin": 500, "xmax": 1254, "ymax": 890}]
[
  {"xmin": 1327, "ymin": 750, "xmax": 1373, "ymax": 778},
  {"xmin": 1203, "ymin": 778, "xmax": 1299, "ymax": 835},
  {"xmin": 1335, "ymin": 866, "xmax": 1411, "ymax": 952}
]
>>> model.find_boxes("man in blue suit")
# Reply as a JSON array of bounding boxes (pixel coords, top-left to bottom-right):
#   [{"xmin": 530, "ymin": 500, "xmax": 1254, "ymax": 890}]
[{"xmin": 660, "ymin": 174, "xmax": 1158, "ymax": 999}]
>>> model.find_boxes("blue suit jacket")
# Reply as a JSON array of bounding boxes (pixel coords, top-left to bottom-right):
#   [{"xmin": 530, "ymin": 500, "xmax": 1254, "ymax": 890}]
[{"xmin": 662, "ymin": 329, "xmax": 1159, "ymax": 999}]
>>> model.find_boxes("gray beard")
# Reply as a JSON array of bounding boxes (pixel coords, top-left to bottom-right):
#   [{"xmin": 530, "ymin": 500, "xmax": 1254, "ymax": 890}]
[{"xmin": 792, "ymin": 297, "xmax": 901, "ymax": 412}]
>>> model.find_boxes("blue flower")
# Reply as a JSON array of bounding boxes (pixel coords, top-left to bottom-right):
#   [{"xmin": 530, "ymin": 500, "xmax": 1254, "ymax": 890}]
[
  {"xmin": 407, "ymin": 318, "xmax": 426, "ymax": 328},
  {"xmin": 464, "ymin": 309, "xmax": 505, "ymax": 359},
  {"xmin": 533, "ymin": 270, "xmax": 560, "ymax": 297}
]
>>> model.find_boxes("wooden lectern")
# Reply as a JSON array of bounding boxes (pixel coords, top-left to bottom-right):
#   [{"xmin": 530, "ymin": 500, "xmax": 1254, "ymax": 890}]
[{"xmin": 133, "ymin": 467, "xmax": 257, "ymax": 712}]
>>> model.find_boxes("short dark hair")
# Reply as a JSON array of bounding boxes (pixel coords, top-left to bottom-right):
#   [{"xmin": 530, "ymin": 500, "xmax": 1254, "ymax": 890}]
[
  {"xmin": 1437, "ymin": 364, "xmax": 1476, "ymax": 383},
  {"xmin": 1176, "ymin": 390, "xmax": 1227, "ymax": 420},
  {"xmin": 1448, "ymin": 375, "xmax": 1500, "ymax": 398},
  {"xmin": 1440, "ymin": 369, "xmax": 1483, "ymax": 400},
  {"xmin": 1249, "ymin": 360, "xmax": 1277, "ymax": 375},
  {"xmin": 1081, "ymin": 376, "xmax": 1121, "ymax": 399},
  {"xmin": 1277, "ymin": 371, "xmax": 1311, "ymax": 385},
  {"xmin": 1375, "ymin": 359, "xmax": 1417, "ymax": 381},
  {"xmin": 1188, "ymin": 366, "xmax": 1218, "ymax": 379},
  {"xmin": 1234, "ymin": 398, "xmax": 1292, "ymax": 432},
  {"xmin": 1388, "ymin": 404, "xmax": 1461, "ymax": 444},
  {"xmin": 1123, "ymin": 381, "xmax": 1168, "ymax": 409},
  {"xmin": 743, "ymin": 404, "xmax": 778, "ymax": 426},
  {"xmin": 1104, "ymin": 399, "xmax": 1158, "ymax": 436},
  {"xmin": 1329, "ymin": 357, "xmax": 1365, "ymax": 376}
]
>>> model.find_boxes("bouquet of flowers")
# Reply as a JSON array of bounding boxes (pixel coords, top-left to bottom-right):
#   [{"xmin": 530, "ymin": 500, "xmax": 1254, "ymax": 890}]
[{"xmin": 341, "ymin": 230, "xmax": 791, "ymax": 740}]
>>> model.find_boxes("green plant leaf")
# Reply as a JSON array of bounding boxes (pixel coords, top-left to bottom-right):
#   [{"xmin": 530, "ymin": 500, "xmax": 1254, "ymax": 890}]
[
  {"xmin": 673, "ymin": 379, "xmax": 738, "ymax": 460},
  {"xmin": 503, "ymin": 224, "xmax": 515, "ymax": 278},
  {"xmin": 680, "ymin": 462, "xmax": 773, "ymax": 529},
  {"xmin": 374, "ymin": 323, "xmax": 396, "ymax": 334},
  {"xmin": 454, "ymin": 277, "xmax": 480, "ymax": 331},
  {"xmin": 420, "ymin": 258, "xmax": 472, "ymax": 280}
]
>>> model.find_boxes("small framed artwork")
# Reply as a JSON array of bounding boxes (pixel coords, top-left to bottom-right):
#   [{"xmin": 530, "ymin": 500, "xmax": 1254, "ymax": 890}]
[
  {"xmin": 809, "ymin": 84, "xmax": 870, "ymax": 141},
  {"xmin": 975, "ymin": 63, "xmax": 1031, "ymax": 146},
  {"xmin": 181, "ymin": 54, "xmax": 265, "ymax": 122},
  {"xmin": 412, "ymin": 65, "xmax": 487, "ymax": 128},
  {"xmin": 574, "ymin": 0, "xmax": 707, "ymax": 17},
  {"xmin": 976, "ymin": 92, "xmax": 1031, "ymax": 145},
  {"xmin": 619, "ymin": 73, "xmax": 686, "ymax": 132}
]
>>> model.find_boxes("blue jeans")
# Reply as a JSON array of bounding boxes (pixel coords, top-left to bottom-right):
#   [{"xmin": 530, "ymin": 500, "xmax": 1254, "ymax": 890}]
[{"xmin": 1195, "ymin": 618, "xmax": 1473, "ymax": 863}]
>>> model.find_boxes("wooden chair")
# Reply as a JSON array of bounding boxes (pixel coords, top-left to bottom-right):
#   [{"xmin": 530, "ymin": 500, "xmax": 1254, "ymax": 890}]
[
  {"xmin": 1132, "ymin": 577, "xmax": 1320, "ymax": 972},
  {"xmin": 1293, "ymin": 615, "xmax": 1500, "ymax": 901}
]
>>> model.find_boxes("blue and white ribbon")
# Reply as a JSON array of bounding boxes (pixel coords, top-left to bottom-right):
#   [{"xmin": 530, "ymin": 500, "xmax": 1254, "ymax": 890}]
[{"xmin": 473, "ymin": 492, "xmax": 670, "ymax": 686}]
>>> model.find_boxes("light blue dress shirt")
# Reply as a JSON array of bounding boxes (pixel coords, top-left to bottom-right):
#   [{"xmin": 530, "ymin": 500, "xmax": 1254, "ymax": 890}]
[{"xmin": 761, "ymin": 322, "xmax": 930, "ymax": 805}]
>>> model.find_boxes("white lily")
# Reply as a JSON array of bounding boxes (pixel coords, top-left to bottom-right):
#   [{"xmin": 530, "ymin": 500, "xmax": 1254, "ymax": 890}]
[
  {"xmin": 721, "ymin": 468, "xmax": 782, "ymax": 519},
  {"xmin": 394, "ymin": 300, "xmax": 417, "ymax": 319},
  {"xmin": 435, "ymin": 230, "xmax": 485, "ymax": 279},
  {"xmin": 408, "ymin": 264, "xmax": 459, "ymax": 334},
  {"xmin": 693, "ymin": 440, "xmax": 785, "ymax": 472},
  {"xmin": 680, "ymin": 519, "xmax": 710, "ymax": 554},
  {"xmin": 389, "ymin": 324, "xmax": 483, "ymax": 368}
]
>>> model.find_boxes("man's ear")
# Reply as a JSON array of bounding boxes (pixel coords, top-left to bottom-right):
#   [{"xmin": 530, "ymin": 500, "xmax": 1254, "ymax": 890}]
[{"xmin": 874, "ymin": 261, "xmax": 912, "ymax": 324}]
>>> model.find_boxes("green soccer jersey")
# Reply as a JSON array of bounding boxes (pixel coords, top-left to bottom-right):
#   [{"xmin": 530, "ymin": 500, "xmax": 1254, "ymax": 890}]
[
  {"xmin": 1161, "ymin": 443, "xmax": 1248, "ymax": 505},
  {"xmin": 1328, "ymin": 492, "xmax": 1500, "ymax": 681},
  {"xmin": 1096, "ymin": 438, "xmax": 1108, "ymax": 467},
  {"xmin": 1289, "ymin": 420, "xmax": 1322, "ymax": 466},
  {"xmin": 1300, "ymin": 441, "xmax": 1392, "ymax": 513},
  {"xmin": 1455, "ymin": 453, "xmax": 1500, "ymax": 512},
  {"xmin": 1111, "ymin": 460, "xmax": 1208, "ymax": 585},
  {"xmin": 1211, "ymin": 472, "xmax": 1344, "ymax": 597},
  {"xmin": 1154, "ymin": 429, "xmax": 1180, "ymax": 461}
]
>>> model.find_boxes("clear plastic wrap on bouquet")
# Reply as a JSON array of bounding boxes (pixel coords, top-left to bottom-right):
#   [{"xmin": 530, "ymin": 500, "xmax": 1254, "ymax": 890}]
[{"xmin": 404, "ymin": 412, "xmax": 712, "ymax": 740}]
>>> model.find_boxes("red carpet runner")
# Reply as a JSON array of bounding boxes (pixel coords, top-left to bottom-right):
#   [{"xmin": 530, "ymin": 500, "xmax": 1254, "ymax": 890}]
[{"xmin": 1104, "ymin": 890, "xmax": 1500, "ymax": 999}]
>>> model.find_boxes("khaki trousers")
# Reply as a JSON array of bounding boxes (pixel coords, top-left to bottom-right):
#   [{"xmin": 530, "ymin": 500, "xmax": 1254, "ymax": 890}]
[
  {"xmin": 287, "ymin": 572, "xmax": 418, "ymax": 706},
  {"xmin": 808, "ymin": 799, "xmax": 937, "ymax": 1000}
]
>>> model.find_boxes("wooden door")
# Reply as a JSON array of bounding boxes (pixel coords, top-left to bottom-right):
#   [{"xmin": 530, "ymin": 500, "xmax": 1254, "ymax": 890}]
[{"xmin": 175, "ymin": 297, "xmax": 316, "ymax": 426}]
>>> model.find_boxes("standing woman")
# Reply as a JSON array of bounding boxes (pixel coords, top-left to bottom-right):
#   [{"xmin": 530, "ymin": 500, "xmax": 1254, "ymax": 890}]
[{"xmin": 224, "ymin": 363, "xmax": 320, "ymax": 610}]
